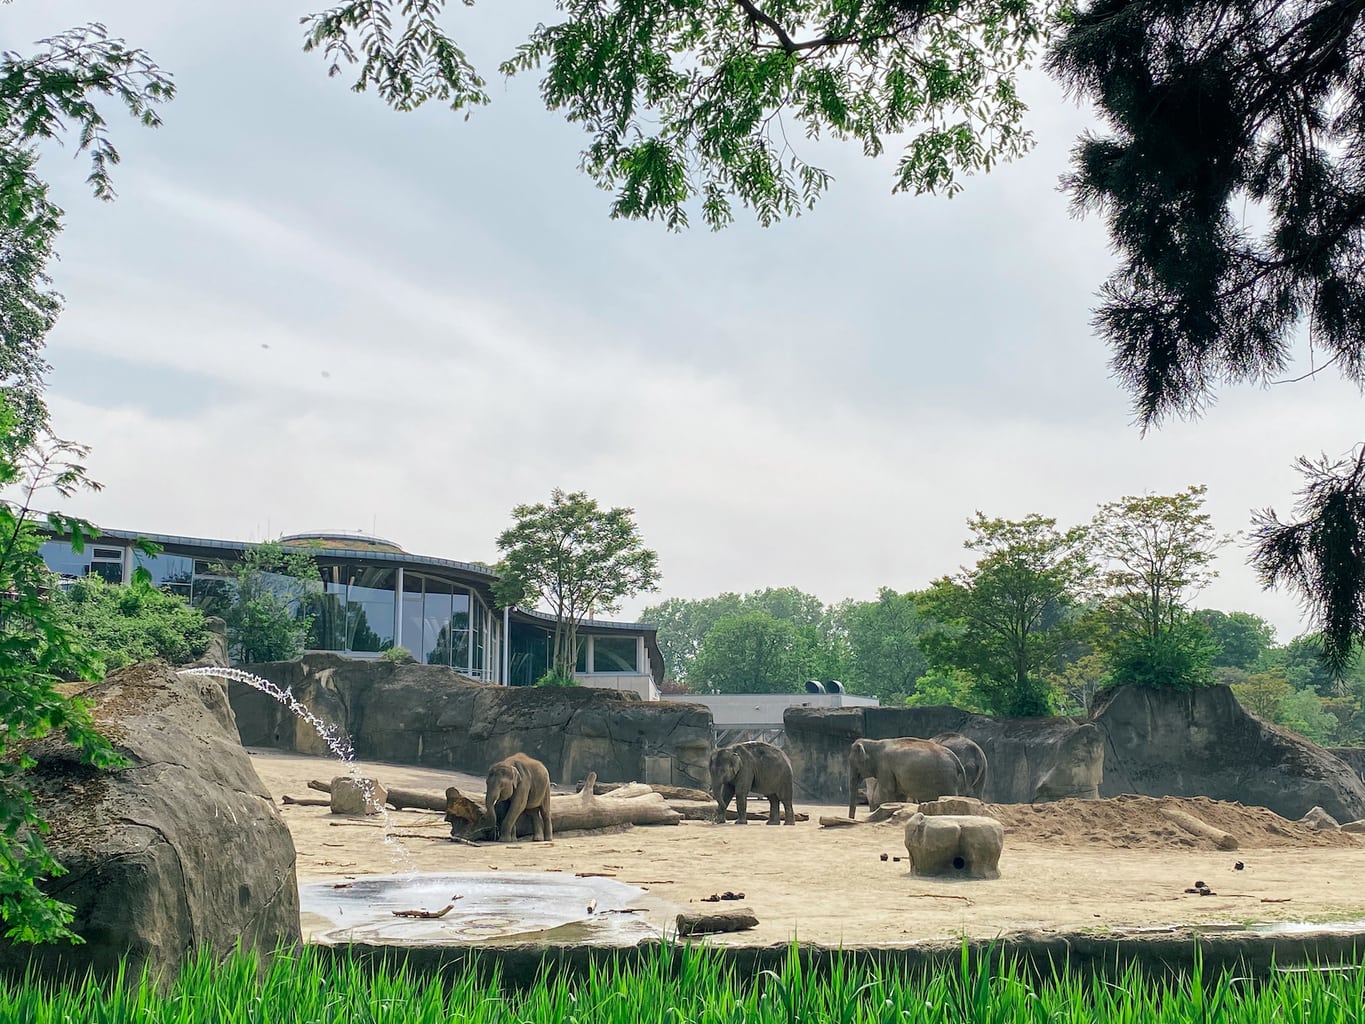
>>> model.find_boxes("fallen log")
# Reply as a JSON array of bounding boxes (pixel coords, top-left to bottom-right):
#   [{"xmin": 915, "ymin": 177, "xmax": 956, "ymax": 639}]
[
  {"xmin": 820, "ymin": 816, "xmax": 861, "ymax": 828},
  {"xmin": 592, "ymin": 781, "xmax": 714, "ymax": 803},
  {"xmin": 446, "ymin": 771, "xmax": 683, "ymax": 839},
  {"xmin": 386, "ymin": 788, "xmax": 448, "ymax": 812},
  {"xmin": 1160, "ymin": 806, "xmax": 1239, "ymax": 851},
  {"xmin": 676, "ymin": 911, "xmax": 758, "ymax": 936},
  {"xmin": 282, "ymin": 795, "xmax": 331, "ymax": 807}
]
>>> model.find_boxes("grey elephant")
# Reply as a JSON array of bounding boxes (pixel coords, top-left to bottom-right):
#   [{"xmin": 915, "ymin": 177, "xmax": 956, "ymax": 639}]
[
  {"xmin": 848, "ymin": 737, "xmax": 967, "ymax": 819},
  {"xmin": 710, "ymin": 741, "xmax": 796, "ymax": 825},
  {"xmin": 931, "ymin": 732, "xmax": 988, "ymax": 800},
  {"xmin": 483, "ymin": 752, "xmax": 553, "ymax": 842}
]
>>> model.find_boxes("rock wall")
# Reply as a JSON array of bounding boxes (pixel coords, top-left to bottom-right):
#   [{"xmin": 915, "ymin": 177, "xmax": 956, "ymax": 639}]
[
  {"xmin": 864, "ymin": 707, "xmax": 1103, "ymax": 803},
  {"xmin": 1329, "ymin": 748, "xmax": 1365, "ymax": 785},
  {"xmin": 0, "ymin": 661, "xmax": 300, "ymax": 983},
  {"xmin": 784, "ymin": 707, "xmax": 865, "ymax": 801},
  {"xmin": 1092, "ymin": 685, "xmax": 1365, "ymax": 823},
  {"xmin": 230, "ymin": 655, "xmax": 714, "ymax": 789},
  {"xmin": 783, "ymin": 685, "xmax": 1365, "ymax": 819}
]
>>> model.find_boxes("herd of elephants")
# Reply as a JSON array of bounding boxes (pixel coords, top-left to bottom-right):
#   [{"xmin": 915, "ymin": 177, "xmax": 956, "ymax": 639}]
[{"xmin": 480, "ymin": 734, "xmax": 986, "ymax": 841}]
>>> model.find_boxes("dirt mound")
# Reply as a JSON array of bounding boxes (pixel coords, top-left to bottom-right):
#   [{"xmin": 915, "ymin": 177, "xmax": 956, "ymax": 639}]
[{"xmin": 986, "ymin": 795, "xmax": 1365, "ymax": 850}]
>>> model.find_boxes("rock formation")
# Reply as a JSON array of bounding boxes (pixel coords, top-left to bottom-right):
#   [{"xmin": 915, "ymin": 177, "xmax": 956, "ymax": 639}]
[
  {"xmin": 902, "ymin": 813, "xmax": 1004, "ymax": 879},
  {"xmin": 1092, "ymin": 684, "xmax": 1365, "ymax": 823},
  {"xmin": 784, "ymin": 705, "xmax": 1102, "ymax": 804},
  {"xmin": 230, "ymin": 655, "xmax": 714, "ymax": 789},
  {"xmin": 0, "ymin": 661, "xmax": 299, "ymax": 983}
]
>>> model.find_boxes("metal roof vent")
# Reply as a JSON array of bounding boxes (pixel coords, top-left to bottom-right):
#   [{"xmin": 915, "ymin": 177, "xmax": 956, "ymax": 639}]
[
  {"xmin": 826, "ymin": 680, "xmax": 846, "ymax": 694},
  {"xmin": 804, "ymin": 680, "xmax": 826, "ymax": 694}
]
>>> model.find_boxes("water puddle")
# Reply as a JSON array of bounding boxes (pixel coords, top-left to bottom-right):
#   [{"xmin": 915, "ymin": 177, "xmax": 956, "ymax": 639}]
[{"xmin": 301, "ymin": 871, "xmax": 662, "ymax": 945}]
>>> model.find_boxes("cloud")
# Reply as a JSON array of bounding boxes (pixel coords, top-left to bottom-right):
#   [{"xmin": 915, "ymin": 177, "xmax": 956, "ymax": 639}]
[{"xmin": 18, "ymin": 1, "xmax": 1361, "ymax": 647}]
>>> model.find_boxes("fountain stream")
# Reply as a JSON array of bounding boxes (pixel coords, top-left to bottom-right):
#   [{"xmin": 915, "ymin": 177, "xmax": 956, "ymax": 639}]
[
  {"xmin": 177, "ymin": 665, "xmax": 415, "ymax": 872},
  {"xmin": 178, "ymin": 665, "xmax": 660, "ymax": 943}
]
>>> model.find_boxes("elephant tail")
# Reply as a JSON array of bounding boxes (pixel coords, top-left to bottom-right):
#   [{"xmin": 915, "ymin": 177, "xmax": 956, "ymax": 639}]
[{"xmin": 945, "ymin": 747, "xmax": 969, "ymax": 796}]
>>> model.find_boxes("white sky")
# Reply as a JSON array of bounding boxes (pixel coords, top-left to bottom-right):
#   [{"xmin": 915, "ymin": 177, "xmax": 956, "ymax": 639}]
[{"xmin": 9, "ymin": 2, "xmax": 1363, "ymax": 642}]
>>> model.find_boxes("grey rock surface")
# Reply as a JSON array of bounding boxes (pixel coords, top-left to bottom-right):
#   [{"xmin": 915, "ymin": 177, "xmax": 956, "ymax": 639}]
[
  {"xmin": 0, "ymin": 661, "xmax": 300, "ymax": 983},
  {"xmin": 232, "ymin": 656, "xmax": 714, "ymax": 789}
]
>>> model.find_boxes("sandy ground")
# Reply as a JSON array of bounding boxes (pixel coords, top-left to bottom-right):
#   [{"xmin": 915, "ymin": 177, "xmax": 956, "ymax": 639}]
[{"xmin": 249, "ymin": 750, "xmax": 1365, "ymax": 947}]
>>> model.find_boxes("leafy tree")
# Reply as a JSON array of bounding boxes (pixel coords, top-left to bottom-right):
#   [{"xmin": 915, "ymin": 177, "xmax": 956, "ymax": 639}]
[
  {"xmin": 919, "ymin": 513, "xmax": 1094, "ymax": 716},
  {"xmin": 216, "ymin": 543, "xmax": 322, "ymax": 664},
  {"xmin": 1267, "ymin": 632, "xmax": 1365, "ymax": 696},
  {"xmin": 641, "ymin": 586, "xmax": 833, "ymax": 683},
  {"xmin": 690, "ymin": 611, "xmax": 815, "ymax": 694},
  {"xmin": 1046, "ymin": 648, "xmax": 1109, "ymax": 717},
  {"xmin": 301, "ymin": 0, "xmax": 1053, "ymax": 228},
  {"xmin": 493, "ymin": 489, "xmax": 660, "ymax": 678},
  {"xmin": 1229, "ymin": 670, "xmax": 1294, "ymax": 721},
  {"xmin": 1088, "ymin": 486, "xmax": 1227, "ymax": 688},
  {"xmin": 1194, "ymin": 609, "xmax": 1276, "ymax": 671},
  {"xmin": 1105, "ymin": 610, "xmax": 1217, "ymax": 691},
  {"xmin": 640, "ymin": 593, "xmax": 744, "ymax": 683},
  {"xmin": 834, "ymin": 588, "xmax": 933, "ymax": 702},
  {"xmin": 0, "ymin": 402, "xmax": 125, "ymax": 943},
  {"xmin": 0, "ymin": 21, "xmax": 173, "ymax": 946},
  {"xmin": 1045, "ymin": 0, "xmax": 1365, "ymax": 669},
  {"xmin": 903, "ymin": 667, "xmax": 981, "ymax": 712},
  {"xmin": 1251, "ymin": 447, "xmax": 1365, "ymax": 677},
  {"xmin": 50, "ymin": 575, "xmax": 209, "ymax": 675}
]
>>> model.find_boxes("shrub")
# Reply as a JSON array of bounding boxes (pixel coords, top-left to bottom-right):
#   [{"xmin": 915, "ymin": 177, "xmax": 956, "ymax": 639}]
[
  {"xmin": 52, "ymin": 574, "xmax": 210, "ymax": 675},
  {"xmin": 380, "ymin": 647, "xmax": 415, "ymax": 664},
  {"xmin": 1107, "ymin": 614, "xmax": 1217, "ymax": 690},
  {"xmin": 535, "ymin": 669, "xmax": 578, "ymax": 687}
]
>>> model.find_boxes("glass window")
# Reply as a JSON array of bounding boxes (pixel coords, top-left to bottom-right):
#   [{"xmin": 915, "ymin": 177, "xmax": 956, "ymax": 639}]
[
  {"xmin": 591, "ymin": 636, "xmax": 639, "ymax": 673},
  {"xmin": 134, "ymin": 552, "xmax": 193, "ymax": 598},
  {"xmin": 41, "ymin": 540, "xmax": 92, "ymax": 580},
  {"xmin": 576, "ymin": 639, "xmax": 588, "ymax": 673},
  {"xmin": 92, "ymin": 547, "xmax": 123, "ymax": 560}
]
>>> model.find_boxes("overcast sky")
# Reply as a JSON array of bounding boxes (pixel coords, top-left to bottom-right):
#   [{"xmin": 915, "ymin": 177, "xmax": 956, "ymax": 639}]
[{"xmin": 9, "ymin": 2, "xmax": 1362, "ymax": 641}]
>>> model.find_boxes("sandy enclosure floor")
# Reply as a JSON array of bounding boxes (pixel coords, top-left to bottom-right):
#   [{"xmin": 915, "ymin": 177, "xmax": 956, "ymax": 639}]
[{"xmin": 250, "ymin": 751, "xmax": 1365, "ymax": 947}]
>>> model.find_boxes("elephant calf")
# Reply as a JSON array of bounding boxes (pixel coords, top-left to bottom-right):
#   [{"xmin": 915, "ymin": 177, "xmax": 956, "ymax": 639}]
[
  {"xmin": 484, "ymin": 752, "xmax": 553, "ymax": 842},
  {"xmin": 710, "ymin": 741, "xmax": 796, "ymax": 825}
]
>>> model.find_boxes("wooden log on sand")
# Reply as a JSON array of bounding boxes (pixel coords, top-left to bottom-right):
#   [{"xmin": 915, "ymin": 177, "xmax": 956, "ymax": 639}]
[
  {"xmin": 447, "ymin": 771, "xmax": 684, "ymax": 839},
  {"xmin": 592, "ymin": 781, "xmax": 714, "ymax": 803},
  {"xmin": 675, "ymin": 911, "xmax": 759, "ymax": 936},
  {"xmin": 1160, "ymin": 806, "xmax": 1240, "ymax": 850},
  {"xmin": 385, "ymin": 788, "xmax": 448, "ymax": 812},
  {"xmin": 307, "ymin": 779, "xmax": 448, "ymax": 812}
]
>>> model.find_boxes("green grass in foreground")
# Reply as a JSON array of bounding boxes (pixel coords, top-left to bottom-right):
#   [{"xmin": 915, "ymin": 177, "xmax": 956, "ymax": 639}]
[{"xmin": 2, "ymin": 943, "xmax": 1364, "ymax": 1023}]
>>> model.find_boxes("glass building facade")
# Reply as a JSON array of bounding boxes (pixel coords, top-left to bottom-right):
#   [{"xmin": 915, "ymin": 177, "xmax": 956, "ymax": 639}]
[{"xmin": 39, "ymin": 530, "xmax": 657, "ymax": 691}]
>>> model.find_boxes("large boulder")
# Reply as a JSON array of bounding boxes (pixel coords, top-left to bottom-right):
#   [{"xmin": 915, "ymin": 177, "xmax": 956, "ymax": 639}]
[
  {"xmin": 783, "ymin": 704, "xmax": 1104, "ymax": 804},
  {"xmin": 1329, "ymin": 747, "xmax": 1365, "ymax": 785},
  {"xmin": 231, "ymin": 656, "xmax": 714, "ymax": 789},
  {"xmin": 1092, "ymin": 684, "xmax": 1365, "ymax": 823},
  {"xmin": 903, "ymin": 813, "xmax": 1004, "ymax": 879},
  {"xmin": 0, "ymin": 661, "xmax": 299, "ymax": 983}
]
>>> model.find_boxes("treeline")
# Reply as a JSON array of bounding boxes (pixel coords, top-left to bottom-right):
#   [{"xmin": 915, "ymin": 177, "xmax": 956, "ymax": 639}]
[{"xmin": 642, "ymin": 486, "xmax": 1365, "ymax": 747}]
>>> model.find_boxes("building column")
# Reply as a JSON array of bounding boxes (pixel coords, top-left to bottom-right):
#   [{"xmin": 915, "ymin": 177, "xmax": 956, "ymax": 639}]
[
  {"xmin": 393, "ymin": 567, "xmax": 404, "ymax": 652},
  {"xmin": 501, "ymin": 606, "xmax": 510, "ymax": 686}
]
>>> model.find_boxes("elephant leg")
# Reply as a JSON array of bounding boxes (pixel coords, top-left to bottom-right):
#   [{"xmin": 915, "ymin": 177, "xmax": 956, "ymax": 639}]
[
  {"xmin": 530, "ymin": 804, "xmax": 544, "ymax": 841},
  {"xmin": 501, "ymin": 787, "xmax": 530, "ymax": 842},
  {"xmin": 782, "ymin": 785, "xmax": 795, "ymax": 826},
  {"xmin": 717, "ymin": 783, "xmax": 735, "ymax": 823},
  {"xmin": 766, "ymin": 794, "xmax": 780, "ymax": 825},
  {"xmin": 538, "ymin": 803, "xmax": 553, "ymax": 842},
  {"xmin": 870, "ymin": 775, "xmax": 890, "ymax": 811},
  {"xmin": 735, "ymin": 771, "xmax": 751, "ymax": 825}
]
